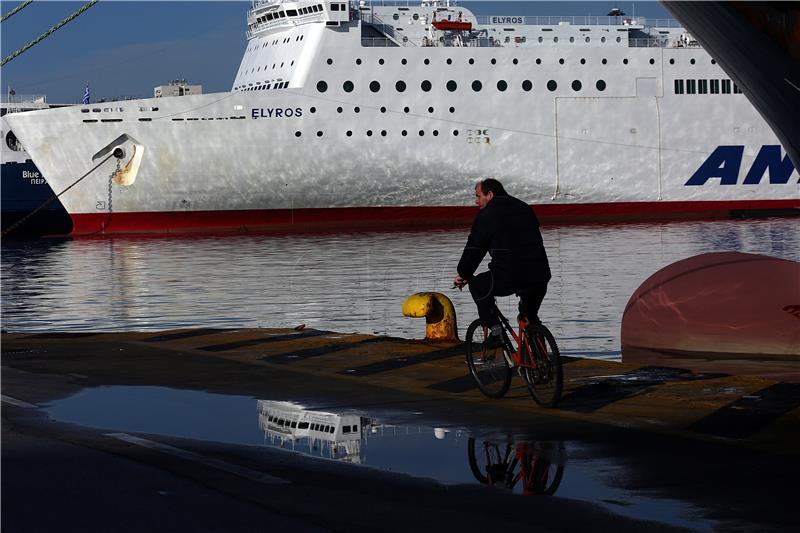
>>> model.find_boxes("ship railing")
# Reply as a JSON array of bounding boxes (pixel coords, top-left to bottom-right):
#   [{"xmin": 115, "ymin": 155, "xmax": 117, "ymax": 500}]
[
  {"xmin": 363, "ymin": 11, "xmax": 416, "ymax": 46},
  {"xmin": 473, "ymin": 15, "xmax": 682, "ymax": 28},
  {"xmin": 628, "ymin": 37, "xmax": 669, "ymax": 48}
]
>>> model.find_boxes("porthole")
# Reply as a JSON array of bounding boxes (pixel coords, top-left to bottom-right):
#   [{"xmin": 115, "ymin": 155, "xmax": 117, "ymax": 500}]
[
  {"xmin": 601, "ymin": 36, "xmax": 606, "ymax": 43},
  {"xmin": 378, "ymin": 58, "xmax": 385, "ymax": 65},
  {"xmin": 616, "ymin": 36, "xmax": 621, "ymax": 43},
  {"xmin": 393, "ymin": 13, "xmax": 399, "ymax": 20},
  {"xmin": 401, "ymin": 58, "xmax": 407, "ymax": 65},
  {"xmin": 310, "ymin": 107, "xmax": 317, "ymax": 113},
  {"xmin": 295, "ymin": 131, "xmax": 301, "ymax": 137},
  {"xmin": 571, "ymin": 80, "xmax": 582, "ymax": 91},
  {"xmin": 491, "ymin": 58, "xmax": 497, "ymax": 65},
  {"xmin": 433, "ymin": 130, "xmax": 439, "ymax": 136},
  {"xmin": 602, "ymin": 58, "xmax": 607, "ymax": 64},
  {"xmin": 316, "ymin": 81, "xmax": 328, "ymax": 92},
  {"xmin": 316, "ymin": 131, "xmax": 323, "ymax": 137},
  {"xmin": 354, "ymin": 106, "xmax": 360, "ymax": 113},
  {"xmin": 580, "ymin": 58, "xmax": 586, "ymax": 65},
  {"xmin": 569, "ymin": 36, "xmax": 574, "ymax": 43},
  {"xmin": 346, "ymin": 130, "xmax": 352, "ymax": 137},
  {"xmin": 356, "ymin": 58, "xmax": 362, "ymax": 65},
  {"xmin": 412, "ymin": 13, "xmax": 419, "ymax": 20},
  {"xmin": 522, "ymin": 80, "xmax": 532, "ymax": 91},
  {"xmin": 649, "ymin": 58, "xmax": 655, "ymax": 65},
  {"xmin": 472, "ymin": 80, "xmax": 482, "ymax": 91},
  {"xmin": 547, "ymin": 80, "xmax": 557, "ymax": 91},
  {"xmin": 554, "ymin": 37, "xmax": 559, "ymax": 43},
  {"xmin": 596, "ymin": 80, "xmax": 606, "ymax": 91},
  {"xmin": 559, "ymin": 58, "xmax": 565, "ymax": 65},
  {"xmin": 380, "ymin": 106, "xmax": 386, "ymax": 113},
  {"xmin": 381, "ymin": 130, "xmax": 387, "ymax": 137},
  {"xmin": 403, "ymin": 106, "xmax": 410, "ymax": 113},
  {"xmin": 585, "ymin": 36, "xmax": 590, "ymax": 43},
  {"xmin": 711, "ymin": 59, "xmax": 716, "ymax": 65},
  {"xmin": 538, "ymin": 36, "xmax": 543, "ymax": 43},
  {"xmin": 690, "ymin": 58, "xmax": 696, "ymax": 65},
  {"xmin": 623, "ymin": 58, "xmax": 629, "ymax": 65},
  {"xmin": 446, "ymin": 80, "xmax": 457, "ymax": 92},
  {"xmin": 497, "ymin": 80, "xmax": 508, "ymax": 92},
  {"xmin": 366, "ymin": 130, "xmax": 373, "ymax": 137},
  {"xmin": 421, "ymin": 80, "xmax": 432, "ymax": 91},
  {"xmin": 469, "ymin": 58, "xmax": 475, "ymax": 65},
  {"xmin": 536, "ymin": 58, "xmax": 541, "ymax": 64},
  {"xmin": 669, "ymin": 58, "xmax": 675, "ymax": 65},
  {"xmin": 424, "ymin": 58, "xmax": 430, "ymax": 65},
  {"xmin": 446, "ymin": 58, "xmax": 452, "ymax": 65},
  {"xmin": 337, "ymin": 106, "xmax": 343, "ymax": 113},
  {"xmin": 396, "ymin": 80, "xmax": 406, "ymax": 92},
  {"xmin": 449, "ymin": 106, "xmax": 455, "ymax": 113},
  {"xmin": 453, "ymin": 130, "xmax": 459, "ymax": 136},
  {"xmin": 343, "ymin": 81, "xmax": 354, "ymax": 92},
  {"xmin": 369, "ymin": 81, "xmax": 381, "ymax": 92},
  {"xmin": 419, "ymin": 130, "xmax": 424, "ymax": 136},
  {"xmin": 428, "ymin": 106, "xmax": 434, "ymax": 113},
  {"xmin": 402, "ymin": 130, "xmax": 407, "ymax": 136},
  {"xmin": 513, "ymin": 58, "xmax": 518, "ymax": 65}
]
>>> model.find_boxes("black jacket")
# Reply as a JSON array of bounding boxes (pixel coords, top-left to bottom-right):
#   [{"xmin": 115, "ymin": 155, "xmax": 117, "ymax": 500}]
[{"xmin": 457, "ymin": 195, "xmax": 551, "ymax": 285}]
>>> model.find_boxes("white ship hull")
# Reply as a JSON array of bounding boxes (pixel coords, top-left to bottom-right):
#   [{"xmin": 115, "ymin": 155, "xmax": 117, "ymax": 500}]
[{"xmin": 6, "ymin": 1, "xmax": 798, "ymax": 235}]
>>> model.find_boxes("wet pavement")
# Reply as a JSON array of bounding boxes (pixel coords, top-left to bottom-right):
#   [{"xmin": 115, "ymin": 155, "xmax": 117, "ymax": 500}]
[{"xmin": 3, "ymin": 329, "xmax": 799, "ymax": 532}]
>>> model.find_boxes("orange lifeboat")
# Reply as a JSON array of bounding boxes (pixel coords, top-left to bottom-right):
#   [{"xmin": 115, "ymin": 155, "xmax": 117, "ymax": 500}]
[{"xmin": 432, "ymin": 19, "xmax": 472, "ymax": 31}]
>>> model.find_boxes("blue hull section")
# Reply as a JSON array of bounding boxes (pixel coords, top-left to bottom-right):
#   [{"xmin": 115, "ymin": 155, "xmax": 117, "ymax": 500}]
[{"xmin": 1, "ymin": 160, "xmax": 72, "ymax": 236}]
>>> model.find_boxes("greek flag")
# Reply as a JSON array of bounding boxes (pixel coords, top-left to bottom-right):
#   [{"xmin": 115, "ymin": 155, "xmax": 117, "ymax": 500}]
[{"xmin": 82, "ymin": 84, "xmax": 90, "ymax": 104}]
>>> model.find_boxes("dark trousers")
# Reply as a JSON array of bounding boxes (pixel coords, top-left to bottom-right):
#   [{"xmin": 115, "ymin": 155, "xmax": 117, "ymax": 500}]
[{"xmin": 469, "ymin": 270, "xmax": 548, "ymax": 327}]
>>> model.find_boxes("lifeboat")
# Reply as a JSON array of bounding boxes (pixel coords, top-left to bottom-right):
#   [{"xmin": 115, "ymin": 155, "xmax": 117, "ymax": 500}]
[{"xmin": 431, "ymin": 19, "xmax": 472, "ymax": 31}]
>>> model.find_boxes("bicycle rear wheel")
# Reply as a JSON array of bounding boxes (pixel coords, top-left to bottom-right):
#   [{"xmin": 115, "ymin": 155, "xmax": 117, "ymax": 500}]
[
  {"xmin": 465, "ymin": 319, "xmax": 512, "ymax": 398},
  {"xmin": 521, "ymin": 324, "xmax": 563, "ymax": 407}
]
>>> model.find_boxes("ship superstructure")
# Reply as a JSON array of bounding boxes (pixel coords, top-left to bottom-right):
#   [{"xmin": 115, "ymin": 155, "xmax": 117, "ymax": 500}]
[{"xmin": 5, "ymin": 0, "xmax": 798, "ymax": 235}]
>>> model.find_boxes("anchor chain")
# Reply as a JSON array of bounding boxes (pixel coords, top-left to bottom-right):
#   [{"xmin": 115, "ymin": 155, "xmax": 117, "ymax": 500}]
[{"xmin": 107, "ymin": 157, "xmax": 121, "ymax": 214}]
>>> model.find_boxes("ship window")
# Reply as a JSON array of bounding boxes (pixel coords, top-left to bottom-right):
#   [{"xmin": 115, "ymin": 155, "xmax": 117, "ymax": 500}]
[
  {"xmin": 497, "ymin": 80, "xmax": 507, "ymax": 92},
  {"xmin": 491, "ymin": 58, "xmax": 497, "ymax": 65},
  {"xmin": 354, "ymin": 106, "xmax": 360, "ymax": 113},
  {"xmin": 469, "ymin": 58, "xmax": 475, "ymax": 65},
  {"xmin": 380, "ymin": 106, "xmax": 386, "ymax": 113},
  {"xmin": 602, "ymin": 58, "xmax": 607, "ymax": 64},
  {"xmin": 295, "ymin": 131, "xmax": 301, "ymax": 137},
  {"xmin": 453, "ymin": 130, "xmax": 459, "ymax": 136},
  {"xmin": 536, "ymin": 58, "xmax": 541, "ymax": 64},
  {"xmin": 290, "ymin": 421, "xmax": 297, "ymax": 428},
  {"xmin": 327, "ymin": 58, "xmax": 333, "ymax": 65},
  {"xmin": 711, "ymin": 59, "xmax": 716, "ymax": 65},
  {"xmin": 286, "ymin": 9, "xmax": 297, "ymax": 16},
  {"xmin": 298, "ymin": 422, "xmax": 309, "ymax": 429},
  {"xmin": 378, "ymin": 58, "xmax": 385, "ymax": 65},
  {"xmin": 395, "ymin": 80, "xmax": 406, "ymax": 92},
  {"xmin": 449, "ymin": 106, "xmax": 455, "ymax": 113},
  {"xmin": 690, "ymin": 58, "xmax": 696, "ymax": 65},
  {"xmin": 472, "ymin": 80, "xmax": 482, "ymax": 92},
  {"xmin": 447, "ymin": 58, "xmax": 452, "ymax": 65},
  {"xmin": 649, "ymin": 58, "xmax": 655, "ymax": 65},
  {"xmin": 686, "ymin": 79, "xmax": 696, "ymax": 93},
  {"xmin": 710, "ymin": 79, "xmax": 720, "ymax": 94},
  {"xmin": 674, "ymin": 79, "xmax": 684, "ymax": 94},
  {"xmin": 367, "ymin": 130, "xmax": 373, "ymax": 137},
  {"xmin": 547, "ymin": 80, "xmax": 557, "ymax": 91},
  {"xmin": 616, "ymin": 36, "xmax": 621, "ymax": 42},
  {"xmin": 413, "ymin": 13, "xmax": 419, "ymax": 20},
  {"xmin": 403, "ymin": 106, "xmax": 409, "ymax": 113},
  {"xmin": 721, "ymin": 79, "xmax": 731, "ymax": 94},
  {"xmin": 601, "ymin": 36, "xmax": 606, "ymax": 42},
  {"xmin": 343, "ymin": 81, "xmax": 354, "ymax": 92},
  {"xmin": 570, "ymin": 36, "xmax": 574, "ymax": 43},
  {"xmin": 446, "ymin": 80, "xmax": 457, "ymax": 92},
  {"xmin": 343, "ymin": 425, "xmax": 352, "ymax": 433},
  {"xmin": 571, "ymin": 80, "xmax": 582, "ymax": 91},
  {"xmin": 402, "ymin": 130, "xmax": 407, "ymax": 136},
  {"xmin": 538, "ymin": 37, "xmax": 543, "ymax": 43},
  {"xmin": 337, "ymin": 106, "xmax": 343, "ymax": 113},
  {"xmin": 623, "ymin": 58, "xmax": 629, "ymax": 65},
  {"xmin": 356, "ymin": 58, "xmax": 362, "ymax": 65},
  {"xmin": 553, "ymin": 37, "xmax": 559, "ymax": 43},
  {"xmin": 513, "ymin": 58, "xmax": 518, "ymax": 65},
  {"xmin": 310, "ymin": 107, "xmax": 317, "ymax": 114},
  {"xmin": 433, "ymin": 130, "xmax": 439, "ymax": 136},
  {"xmin": 346, "ymin": 130, "xmax": 352, "ymax": 136},
  {"xmin": 317, "ymin": 81, "xmax": 328, "ymax": 92},
  {"xmin": 580, "ymin": 58, "xmax": 586, "ymax": 64},
  {"xmin": 424, "ymin": 58, "xmax": 430, "ymax": 65},
  {"xmin": 559, "ymin": 58, "xmax": 565, "ymax": 65},
  {"xmin": 331, "ymin": 3, "xmax": 339, "ymax": 10},
  {"xmin": 669, "ymin": 58, "xmax": 675, "ymax": 65},
  {"xmin": 522, "ymin": 80, "xmax": 532, "ymax": 91},
  {"xmin": 401, "ymin": 58, "xmax": 407, "ymax": 65},
  {"xmin": 698, "ymin": 79, "xmax": 708, "ymax": 94},
  {"xmin": 381, "ymin": 130, "xmax": 387, "ymax": 137},
  {"xmin": 393, "ymin": 13, "xmax": 399, "ymax": 20},
  {"xmin": 421, "ymin": 80, "xmax": 432, "ymax": 91},
  {"xmin": 419, "ymin": 130, "xmax": 424, "ymax": 136},
  {"xmin": 369, "ymin": 81, "xmax": 381, "ymax": 92},
  {"xmin": 585, "ymin": 36, "xmax": 590, "ymax": 42},
  {"xmin": 733, "ymin": 83, "xmax": 742, "ymax": 94},
  {"xmin": 596, "ymin": 79, "xmax": 607, "ymax": 91}
]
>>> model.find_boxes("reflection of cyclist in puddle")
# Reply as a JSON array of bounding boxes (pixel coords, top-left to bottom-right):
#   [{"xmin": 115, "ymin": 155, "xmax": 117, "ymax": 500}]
[{"xmin": 468, "ymin": 437, "xmax": 564, "ymax": 495}]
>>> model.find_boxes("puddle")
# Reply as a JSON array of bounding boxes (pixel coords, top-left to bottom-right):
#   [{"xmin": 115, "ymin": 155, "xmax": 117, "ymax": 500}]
[{"xmin": 46, "ymin": 386, "xmax": 715, "ymax": 530}]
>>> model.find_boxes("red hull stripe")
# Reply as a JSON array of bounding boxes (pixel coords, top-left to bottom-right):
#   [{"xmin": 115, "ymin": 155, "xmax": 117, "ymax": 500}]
[{"xmin": 67, "ymin": 200, "xmax": 800, "ymax": 236}]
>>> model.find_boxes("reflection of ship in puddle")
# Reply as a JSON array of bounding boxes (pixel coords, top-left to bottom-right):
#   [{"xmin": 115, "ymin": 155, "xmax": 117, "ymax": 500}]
[{"xmin": 258, "ymin": 400, "xmax": 367, "ymax": 463}]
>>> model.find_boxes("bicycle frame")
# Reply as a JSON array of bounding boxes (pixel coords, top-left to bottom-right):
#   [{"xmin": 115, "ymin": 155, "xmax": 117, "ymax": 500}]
[{"xmin": 494, "ymin": 307, "xmax": 544, "ymax": 371}]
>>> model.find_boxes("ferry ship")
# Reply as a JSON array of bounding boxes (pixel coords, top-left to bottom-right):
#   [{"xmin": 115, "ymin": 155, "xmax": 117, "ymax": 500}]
[
  {"xmin": 1, "ymin": 95, "xmax": 72, "ymax": 236},
  {"xmin": 5, "ymin": 0, "xmax": 799, "ymax": 236}
]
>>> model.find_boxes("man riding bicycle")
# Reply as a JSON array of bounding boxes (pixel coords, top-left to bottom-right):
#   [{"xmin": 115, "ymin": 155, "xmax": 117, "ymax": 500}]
[{"xmin": 453, "ymin": 178, "xmax": 551, "ymax": 348}]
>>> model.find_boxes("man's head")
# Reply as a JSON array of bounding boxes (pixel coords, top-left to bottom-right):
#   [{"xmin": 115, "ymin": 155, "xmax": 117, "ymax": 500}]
[{"xmin": 475, "ymin": 178, "xmax": 507, "ymax": 209}]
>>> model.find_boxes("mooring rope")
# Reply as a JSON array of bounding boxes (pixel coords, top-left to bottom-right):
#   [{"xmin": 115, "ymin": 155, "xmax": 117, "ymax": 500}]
[
  {"xmin": 1, "ymin": 1, "xmax": 98, "ymax": 66},
  {"xmin": 0, "ymin": 0, "xmax": 33, "ymax": 23}
]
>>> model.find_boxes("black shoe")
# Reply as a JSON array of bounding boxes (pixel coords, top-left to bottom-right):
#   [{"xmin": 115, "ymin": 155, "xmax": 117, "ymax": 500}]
[{"xmin": 483, "ymin": 331, "xmax": 505, "ymax": 349}]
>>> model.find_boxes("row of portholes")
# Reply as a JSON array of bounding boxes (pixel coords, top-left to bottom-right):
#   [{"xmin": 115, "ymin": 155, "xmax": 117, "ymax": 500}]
[
  {"xmin": 295, "ymin": 129, "xmax": 459, "ymax": 138},
  {"xmin": 329, "ymin": 105, "xmax": 458, "ymax": 114},
  {"xmin": 328, "ymin": 56, "xmax": 677, "ymax": 67},
  {"xmin": 316, "ymin": 79, "xmax": 607, "ymax": 93}
]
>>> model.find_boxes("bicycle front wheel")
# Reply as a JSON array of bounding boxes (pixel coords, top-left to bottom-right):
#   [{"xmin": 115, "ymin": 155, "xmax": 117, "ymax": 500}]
[
  {"xmin": 521, "ymin": 324, "xmax": 563, "ymax": 407},
  {"xmin": 465, "ymin": 319, "xmax": 512, "ymax": 398}
]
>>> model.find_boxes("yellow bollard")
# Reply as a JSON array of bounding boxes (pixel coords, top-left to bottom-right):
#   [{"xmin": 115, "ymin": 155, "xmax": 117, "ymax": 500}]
[{"xmin": 402, "ymin": 292, "xmax": 459, "ymax": 341}]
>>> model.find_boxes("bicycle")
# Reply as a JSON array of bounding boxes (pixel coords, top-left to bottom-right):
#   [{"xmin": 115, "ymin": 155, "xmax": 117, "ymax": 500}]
[{"xmin": 463, "ymin": 299, "xmax": 563, "ymax": 407}]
